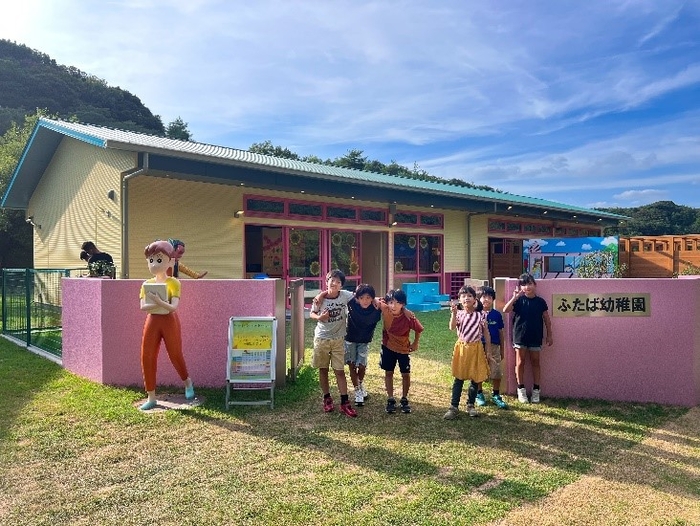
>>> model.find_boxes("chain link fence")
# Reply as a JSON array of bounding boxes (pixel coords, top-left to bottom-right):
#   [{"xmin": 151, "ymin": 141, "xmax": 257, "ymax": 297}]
[{"xmin": 0, "ymin": 268, "xmax": 84, "ymax": 358}]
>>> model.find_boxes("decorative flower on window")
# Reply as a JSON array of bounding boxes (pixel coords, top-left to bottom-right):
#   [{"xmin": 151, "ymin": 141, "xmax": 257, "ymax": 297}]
[
  {"xmin": 420, "ymin": 237, "xmax": 428, "ymax": 249},
  {"xmin": 349, "ymin": 261, "xmax": 359, "ymax": 275},
  {"xmin": 345, "ymin": 233, "xmax": 356, "ymax": 246},
  {"xmin": 309, "ymin": 261, "xmax": 320, "ymax": 276},
  {"xmin": 331, "ymin": 233, "xmax": 343, "ymax": 246},
  {"xmin": 394, "ymin": 261, "xmax": 403, "ymax": 272},
  {"xmin": 290, "ymin": 231, "xmax": 302, "ymax": 246},
  {"xmin": 407, "ymin": 237, "xmax": 416, "ymax": 249},
  {"xmin": 433, "ymin": 261, "xmax": 440, "ymax": 273}
]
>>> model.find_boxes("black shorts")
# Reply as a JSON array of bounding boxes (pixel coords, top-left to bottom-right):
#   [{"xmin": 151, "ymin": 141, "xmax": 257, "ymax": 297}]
[{"xmin": 379, "ymin": 345, "xmax": 411, "ymax": 374}]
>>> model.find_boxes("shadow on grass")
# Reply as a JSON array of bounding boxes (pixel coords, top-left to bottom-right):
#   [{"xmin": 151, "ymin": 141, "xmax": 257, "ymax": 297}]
[{"xmin": 185, "ymin": 361, "xmax": 693, "ymax": 506}]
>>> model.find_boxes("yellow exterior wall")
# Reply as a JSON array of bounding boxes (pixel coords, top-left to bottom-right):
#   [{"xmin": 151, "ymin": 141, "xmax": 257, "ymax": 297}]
[
  {"xmin": 468, "ymin": 214, "xmax": 490, "ymax": 281},
  {"xmin": 443, "ymin": 210, "xmax": 468, "ymax": 273},
  {"xmin": 29, "ymin": 137, "xmax": 134, "ymax": 271},
  {"xmin": 127, "ymin": 176, "xmax": 242, "ymax": 279}
]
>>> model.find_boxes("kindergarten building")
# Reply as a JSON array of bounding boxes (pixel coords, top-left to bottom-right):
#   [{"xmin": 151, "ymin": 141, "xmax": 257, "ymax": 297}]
[{"xmin": 2, "ymin": 118, "xmax": 626, "ymax": 298}]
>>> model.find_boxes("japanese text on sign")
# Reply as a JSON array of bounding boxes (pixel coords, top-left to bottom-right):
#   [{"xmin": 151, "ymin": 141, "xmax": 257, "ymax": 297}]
[{"xmin": 552, "ymin": 293, "xmax": 651, "ymax": 317}]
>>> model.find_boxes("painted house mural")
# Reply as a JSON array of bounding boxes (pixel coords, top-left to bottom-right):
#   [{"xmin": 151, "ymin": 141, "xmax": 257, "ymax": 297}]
[{"xmin": 523, "ymin": 236, "xmax": 620, "ymax": 278}]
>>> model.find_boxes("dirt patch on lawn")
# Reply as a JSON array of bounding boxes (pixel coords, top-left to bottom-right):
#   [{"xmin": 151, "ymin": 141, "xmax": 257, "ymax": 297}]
[{"xmin": 488, "ymin": 407, "xmax": 700, "ymax": 525}]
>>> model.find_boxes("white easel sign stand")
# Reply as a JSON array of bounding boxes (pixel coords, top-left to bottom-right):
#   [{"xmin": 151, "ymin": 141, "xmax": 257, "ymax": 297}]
[{"xmin": 226, "ymin": 316, "xmax": 277, "ymax": 409}]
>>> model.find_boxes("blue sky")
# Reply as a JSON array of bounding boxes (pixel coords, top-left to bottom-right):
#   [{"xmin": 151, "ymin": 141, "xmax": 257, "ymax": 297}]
[{"xmin": 3, "ymin": 1, "xmax": 700, "ymax": 210}]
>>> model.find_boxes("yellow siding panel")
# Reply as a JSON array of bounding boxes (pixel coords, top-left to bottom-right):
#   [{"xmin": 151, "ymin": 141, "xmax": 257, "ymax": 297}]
[
  {"xmin": 127, "ymin": 177, "xmax": 242, "ymax": 279},
  {"xmin": 469, "ymin": 215, "xmax": 489, "ymax": 281},
  {"xmin": 443, "ymin": 210, "xmax": 467, "ymax": 273},
  {"xmin": 29, "ymin": 137, "xmax": 134, "ymax": 271}
]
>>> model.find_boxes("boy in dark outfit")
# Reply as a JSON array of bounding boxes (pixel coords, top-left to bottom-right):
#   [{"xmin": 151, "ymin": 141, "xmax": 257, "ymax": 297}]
[{"xmin": 345, "ymin": 284, "xmax": 382, "ymax": 406}]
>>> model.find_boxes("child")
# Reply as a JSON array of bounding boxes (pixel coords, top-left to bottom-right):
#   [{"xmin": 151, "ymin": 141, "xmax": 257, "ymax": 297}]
[
  {"xmin": 344, "ymin": 284, "xmax": 382, "ymax": 406},
  {"xmin": 474, "ymin": 286, "xmax": 508, "ymax": 409},
  {"xmin": 443, "ymin": 285, "xmax": 491, "ymax": 419},
  {"xmin": 378, "ymin": 289, "xmax": 424, "ymax": 414},
  {"xmin": 503, "ymin": 273, "xmax": 553, "ymax": 404},
  {"xmin": 138, "ymin": 239, "xmax": 195, "ymax": 410},
  {"xmin": 310, "ymin": 269, "xmax": 357, "ymax": 417}
]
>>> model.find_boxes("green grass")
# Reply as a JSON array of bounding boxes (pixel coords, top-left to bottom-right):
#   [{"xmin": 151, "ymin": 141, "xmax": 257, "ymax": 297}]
[{"xmin": 0, "ymin": 309, "xmax": 695, "ymax": 526}]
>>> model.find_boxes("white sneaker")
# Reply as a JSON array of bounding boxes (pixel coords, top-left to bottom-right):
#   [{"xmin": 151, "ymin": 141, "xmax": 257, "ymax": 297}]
[
  {"xmin": 467, "ymin": 404, "xmax": 478, "ymax": 417},
  {"xmin": 517, "ymin": 387, "xmax": 529, "ymax": 403},
  {"xmin": 531, "ymin": 388, "xmax": 540, "ymax": 404},
  {"xmin": 359, "ymin": 382, "xmax": 369, "ymax": 400},
  {"xmin": 355, "ymin": 388, "xmax": 364, "ymax": 406}
]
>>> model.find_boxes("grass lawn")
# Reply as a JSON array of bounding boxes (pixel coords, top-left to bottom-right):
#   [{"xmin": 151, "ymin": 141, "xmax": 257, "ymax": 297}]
[{"xmin": 1, "ymin": 309, "xmax": 698, "ymax": 525}]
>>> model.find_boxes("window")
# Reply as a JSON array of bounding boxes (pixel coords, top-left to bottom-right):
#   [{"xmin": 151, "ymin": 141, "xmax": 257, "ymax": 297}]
[
  {"xmin": 327, "ymin": 206, "xmax": 357, "ymax": 220},
  {"xmin": 246, "ymin": 197, "xmax": 284, "ymax": 215},
  {"xmin": 289, "ymin": 202, "xmax": 323, "ymax": 218},
  {"xmin": 545, "ymin": 256, "xmax": 564, "ymax": 273},
  {"xmin": 420, "ymin": 214, "xmax": 443, "ymax": 228}
]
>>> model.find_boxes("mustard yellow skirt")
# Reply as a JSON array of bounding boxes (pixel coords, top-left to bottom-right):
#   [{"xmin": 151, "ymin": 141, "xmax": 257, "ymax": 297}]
[{"xmin": 451, "ymin": 341, "xmax": 490, "ymax": 382}]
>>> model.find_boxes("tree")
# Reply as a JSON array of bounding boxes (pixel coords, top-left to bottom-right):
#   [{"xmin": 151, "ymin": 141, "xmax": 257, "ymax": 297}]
[
  {"xmin": 575, "ymin": 251, "xmax": 627, "ymax": 278},
  {"xmin": 0, "ymin": 111, "xmax": 46, "ymax": 267},
  {"xmin": 165, "ymin": 117, "xmax": 192, "ymax": 141},
  {"xmin": 249, "ymin": 140, "xmax": 300, "ymax": 160}
]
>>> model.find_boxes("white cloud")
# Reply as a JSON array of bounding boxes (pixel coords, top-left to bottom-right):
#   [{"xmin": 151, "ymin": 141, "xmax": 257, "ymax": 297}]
[
  {"xmin": 581, "ymin": 244, "xmax": 593, "ymax": 250},
  {"xmin": 556, "ymin": 241, "xmax": 566, "ymax": 246},
  {"xmin": 601, "ymin": 236, "xmax": 619, "ymax": 246}
]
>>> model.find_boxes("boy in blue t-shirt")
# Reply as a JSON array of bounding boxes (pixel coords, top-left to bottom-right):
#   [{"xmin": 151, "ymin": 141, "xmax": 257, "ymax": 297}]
[{"xmin": 475, "ymin": 286, "xmax": 508, "ymax": 409}]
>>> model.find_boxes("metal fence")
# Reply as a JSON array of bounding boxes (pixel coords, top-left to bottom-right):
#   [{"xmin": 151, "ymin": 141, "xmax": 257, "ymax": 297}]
[{"xmin": 0, "ymin": 268, "xmax": 83, "ymax": 358}]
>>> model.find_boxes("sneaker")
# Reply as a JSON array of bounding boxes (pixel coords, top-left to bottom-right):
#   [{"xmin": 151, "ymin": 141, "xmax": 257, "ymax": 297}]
[
  {"xmin": 443, "ymin": 405, "xmax": 459, "ymax": 420},
  {"xmin": 323, "ymin": 396, "xmax": 335, "ymax": 412},
  {"xmin": 475, "ymin": 392, "xmax": 487, "ymax": 406},
  {"xmin": 354, "ymin": 389, "xmax": 364, "ymax": 406},
  {"xmin": 359, "ymin": 382, "xmax": 369, "ymax": 400},
  {"xmin": 492, "ymin": 394, "xmax": 509, "ymax": 409},
  {"xmin": 385, "ymin": 397, "xmax": 397, "ymax": 414},
  {"xmin": 517, "ymin": 387, "xmax": 529, "ymax": 403},
  {"xmin": 340, "ymin": 402, "xmax": 358, "ymax": 417},
  {"xmin": 467, "ymin": 404, "xmax": 478, "ymax": 417},
  {"xmin": 531, "ymin": 388, "xmax": 541, "ymax": 404},
  {"xmin": 400, "ymin": 397, "xmax": 411, "ymax": 413}
]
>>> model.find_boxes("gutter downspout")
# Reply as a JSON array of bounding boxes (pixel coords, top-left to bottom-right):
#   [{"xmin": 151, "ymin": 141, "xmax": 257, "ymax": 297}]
[{"xmin": 120, "ymin": 153, "xmax": 149, "ymax": 278}]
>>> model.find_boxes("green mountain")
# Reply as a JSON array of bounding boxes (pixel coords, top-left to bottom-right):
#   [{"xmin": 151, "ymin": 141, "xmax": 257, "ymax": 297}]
[{"xmin": 0, "ymin": 39, "xmax": 165, "ymax": 136}]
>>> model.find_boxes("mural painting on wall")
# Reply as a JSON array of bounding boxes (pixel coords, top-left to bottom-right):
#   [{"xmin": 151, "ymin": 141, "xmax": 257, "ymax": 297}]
[
  {"xmin": 523, "ymin": 237, "xmax": 620, "ymax": 279},
  {"xmin": 262, "ymin": 227, "xmax": 283, "ymax": 276}
]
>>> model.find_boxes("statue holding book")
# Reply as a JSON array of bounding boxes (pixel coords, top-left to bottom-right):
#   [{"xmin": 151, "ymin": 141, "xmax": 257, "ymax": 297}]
[{"xmin": 138, "ymin": 239, "xmax": 195, "ymax": 410}]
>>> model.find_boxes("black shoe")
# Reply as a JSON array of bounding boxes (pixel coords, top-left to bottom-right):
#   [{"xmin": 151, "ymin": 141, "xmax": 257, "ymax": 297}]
[
  {"xmin": 400, "ymin": 397, "xmax": 411, "ymax": 413},
  {"xmin": 385, "ymin": 397, "xmax": 397, "ymax": 414}
]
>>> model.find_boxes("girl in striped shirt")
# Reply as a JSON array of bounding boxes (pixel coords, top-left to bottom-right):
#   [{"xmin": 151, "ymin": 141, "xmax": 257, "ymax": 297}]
[{"xmin": 443, "ymin": 285, "xmax": 491, "ymax": 419}]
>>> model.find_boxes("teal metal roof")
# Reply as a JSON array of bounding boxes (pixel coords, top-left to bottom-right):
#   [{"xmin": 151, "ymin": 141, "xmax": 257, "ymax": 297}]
[{"xmin": 2, "ymin": 118, "xmax": 628, "ymax": 222}]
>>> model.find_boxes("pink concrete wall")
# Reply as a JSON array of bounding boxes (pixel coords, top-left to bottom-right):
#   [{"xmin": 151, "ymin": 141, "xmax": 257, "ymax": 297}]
[
  {"xmin": 498, "ymin": 277, "xmax": 700, "ymax": 406},
  {"xmin": 62, "ymin": 278, "xmax": 287, "ymax": 389}
]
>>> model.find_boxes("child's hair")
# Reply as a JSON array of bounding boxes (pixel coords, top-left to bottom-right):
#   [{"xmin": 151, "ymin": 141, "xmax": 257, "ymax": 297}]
[
  {"xmin": 168, "ymin": 238, "xmax": 186, "ymax": 260},
  {"xmin": 385, "ymin": 289, "xmax": 407, "ymax": 305},
  {"xmin": 79, "ymin": 250, "xmax": 90, "ymax": 262},
  {"xmin": 475, "ymin": 285, "xmax": 485, "ymax": 298},
  {"xmin": 326, "ymin": 269, "xmax": 346, "ymax": 285},
  {"xmin": 144, "ymin": 239, "xmax": 175, "ymax": 259},
  {"xmin": 518, "ymin": 273, "xmax": 536, "ymax": 286},
  {"xmin": 355, "ymin": 283, "xmax": 376, "ymax": 298},
  {"xmin": 458, "ymin": 285, "xmax": 483, "ymax": 312},
  {"xmin": 480, "ymin": 286, "xmax": 496, "ymax": 300},
  {"xmin": 81, "ymin": 241, "xmax": 96, "ymax": 252}
]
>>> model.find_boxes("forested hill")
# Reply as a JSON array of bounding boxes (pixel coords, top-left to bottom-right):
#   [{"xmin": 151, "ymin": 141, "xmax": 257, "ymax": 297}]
[
  {"xmin": 600, "ymin": 200, "xmax": 700, "ymax": 236},
  {"xmin": 0, "ymin": 39, "xmax": 164, "ymax": 136}
]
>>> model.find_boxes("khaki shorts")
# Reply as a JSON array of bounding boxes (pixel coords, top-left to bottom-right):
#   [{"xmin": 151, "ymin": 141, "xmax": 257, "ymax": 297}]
[
  {"xmin": 312, "ymin": 337, "xmax": 346, "ymax": 370},
  {"xmin": 486, "ymin": 343, "xmax": 504, "ymax": 380}
]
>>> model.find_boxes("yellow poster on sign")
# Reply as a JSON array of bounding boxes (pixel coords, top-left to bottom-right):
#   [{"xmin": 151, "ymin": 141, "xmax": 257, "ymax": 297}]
[{"xmin": 231, "ymin": 319, "xmax": 274, "ymax": 349}]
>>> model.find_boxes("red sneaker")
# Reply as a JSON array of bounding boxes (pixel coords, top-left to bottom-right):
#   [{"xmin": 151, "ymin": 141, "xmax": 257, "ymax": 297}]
[
  {"xmin": 340, "ymin": 402, "xmax": 358, "ymax": 418},
  {"xmin": 323, "ymin": 396, "xmax": 335, "ymax": 412}
]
